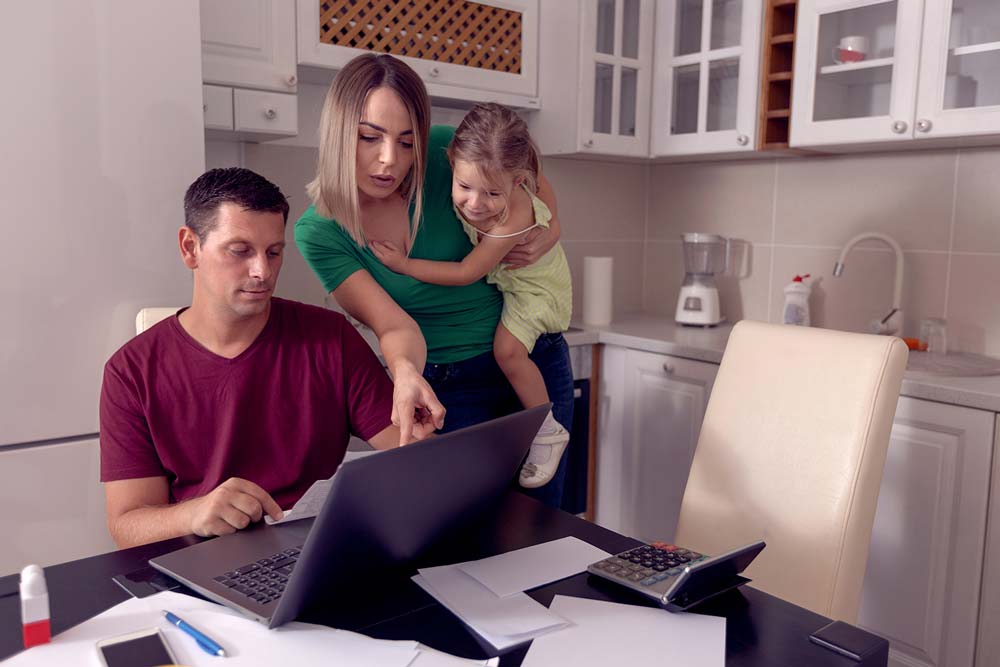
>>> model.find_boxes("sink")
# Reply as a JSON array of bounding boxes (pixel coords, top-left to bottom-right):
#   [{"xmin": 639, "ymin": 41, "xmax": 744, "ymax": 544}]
[
  {"xmin": 905, "ymin": 351, "xmax": 1000, "ymax": 378},
  {"xmin": 566, "ymin": 325, "xmax": 585, "ymax": 332}
]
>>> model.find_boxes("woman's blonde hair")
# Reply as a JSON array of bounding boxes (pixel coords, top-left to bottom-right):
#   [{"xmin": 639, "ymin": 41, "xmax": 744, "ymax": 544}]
[
  {"xmin": 307, "ymin": 53, "xmax": 430, "ymax": 248},
  {"xmin": 446, "ymin": 102, "xmax": 541, "ymax": 225}
]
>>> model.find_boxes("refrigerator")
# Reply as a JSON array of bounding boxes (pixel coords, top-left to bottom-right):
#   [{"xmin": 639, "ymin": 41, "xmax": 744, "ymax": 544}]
[{"xmin": 0, "ymin": 1, "xmax": 206, "ymax": 574}]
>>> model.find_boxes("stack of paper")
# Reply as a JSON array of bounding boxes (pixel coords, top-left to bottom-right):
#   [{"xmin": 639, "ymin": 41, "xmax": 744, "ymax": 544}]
[
  {"xmin": 521, "ymin": 595, "xmax": 726, "ymax": 666},
  {"xmin": 0, "ymin": 590, "xmax": 496, "ymax": 667},
  {"xmin": 413, "ymin": 537, "xmax": 611, "ymax": 651}
]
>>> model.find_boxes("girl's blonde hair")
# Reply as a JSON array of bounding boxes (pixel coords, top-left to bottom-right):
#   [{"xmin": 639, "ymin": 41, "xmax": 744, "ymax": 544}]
[
  {"xmin": 446, "ymin": 103, "xmax": 541, "ymax": 225},
  {"xmin": 307, "ymin": 53, "xmax": 430, "ymax": 248}
]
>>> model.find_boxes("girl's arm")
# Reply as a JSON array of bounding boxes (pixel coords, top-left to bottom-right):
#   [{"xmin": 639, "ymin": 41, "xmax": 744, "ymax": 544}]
[
  {"xmin": 371, "ymin": 233, "xmax": 521, "ymax": 286},
  {"xmin": 504, "ymin": 172, "xmax": 561, "ymax": 268},
  {"xmin": 332, "ymin": 271, "xmax": 445, "ymax": 444}
]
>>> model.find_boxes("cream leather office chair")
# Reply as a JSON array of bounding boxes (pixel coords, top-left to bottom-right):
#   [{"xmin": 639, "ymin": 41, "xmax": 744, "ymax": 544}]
[
  {"xmin": 135, "ymin": 307, "xmax": 181, "ymax": 335},
  {"xmin": 674, "ymin": 320, "xmax": 907, "ymax": 623}
]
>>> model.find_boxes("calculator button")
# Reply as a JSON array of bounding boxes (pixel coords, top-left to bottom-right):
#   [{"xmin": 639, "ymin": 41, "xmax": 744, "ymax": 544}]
[
  {"xmin": 604, "ymin": 565, "xmax": 621, "ymax": 573},
  {"xmin": 639, "ymin": 569, "xmax": 656, "ymax": 577},
  {"xmin": 641, "ymin": 577, "xmax": 658, "ymax": 586},
  {"xmin": 627, "ymin": 572, "xmax": 646, "ymax": 582}
]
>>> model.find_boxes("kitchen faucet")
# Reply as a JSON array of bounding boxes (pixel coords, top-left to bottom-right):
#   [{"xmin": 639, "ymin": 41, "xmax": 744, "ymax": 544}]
[{"xmin": 833, "ymin": 232, "xmax": 904, "ymax": 335}]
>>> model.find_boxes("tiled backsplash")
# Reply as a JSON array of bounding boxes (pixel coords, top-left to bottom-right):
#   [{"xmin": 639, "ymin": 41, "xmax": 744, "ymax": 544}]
[
  {"xmin": 213, "ymin": 137, "xmax": 1000, "ymax": 357},
  {"xmin": 646, "ymin": 149, "xmax": 1000, "ymax": 356}
]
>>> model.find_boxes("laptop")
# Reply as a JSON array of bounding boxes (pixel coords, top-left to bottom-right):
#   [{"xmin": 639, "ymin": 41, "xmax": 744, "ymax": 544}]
[{"xmin": 149, "ymin": 405, "xmax": 548, "ymax": 628}]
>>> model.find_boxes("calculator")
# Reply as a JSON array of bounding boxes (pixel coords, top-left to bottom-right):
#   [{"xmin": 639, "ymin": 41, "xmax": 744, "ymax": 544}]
[{"xmin": 587, "ymin": 539, "xmax": 766, "ymax": 610}]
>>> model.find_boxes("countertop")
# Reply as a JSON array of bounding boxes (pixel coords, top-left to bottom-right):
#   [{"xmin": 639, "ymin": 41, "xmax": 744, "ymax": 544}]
[{"xmin": 564, "ymin": 316, "xmax": 1000, "ymax": 414}]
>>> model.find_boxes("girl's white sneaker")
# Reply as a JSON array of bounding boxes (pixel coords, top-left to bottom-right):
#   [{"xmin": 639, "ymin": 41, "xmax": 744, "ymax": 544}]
[{"xmin": 519, "ymin": 424, "xmax": 570, "ymax": 489}]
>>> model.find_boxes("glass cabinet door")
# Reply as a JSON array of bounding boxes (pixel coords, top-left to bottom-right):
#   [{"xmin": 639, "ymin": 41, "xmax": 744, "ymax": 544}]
[
  {"xmin": 579, "ymin": 0, "xmax": 654, "ymax": 156},
  {"xmin": 790, "ymin": 0, "xmax": 923, "ymax": 147},
  {"xmin": 915, "ymin": 0, "xmax": 1000, "ymax": 138},
  {"xmin": 651, "ymin": 0, "xmax": 763, "ymax": 156}
]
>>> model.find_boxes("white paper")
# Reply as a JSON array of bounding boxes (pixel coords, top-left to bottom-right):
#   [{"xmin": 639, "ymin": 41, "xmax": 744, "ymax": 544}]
[
  {"xmin": 413, "ymin": 565, "xmax": 568, "ymax": 651},
  {"xmin": 266, "ymin": 475, "xmax": 335, "ymax": 525},
  {"xmin": 521, "ymin": 595, "xmax": 726, "ymax": 667},
  {"xmin": 456, "ymin": 537, "xmax": 611, "ymax": 598},
  {"xmin": 1, "ymin": 590, "xmax": 418, "ymax": 667}
]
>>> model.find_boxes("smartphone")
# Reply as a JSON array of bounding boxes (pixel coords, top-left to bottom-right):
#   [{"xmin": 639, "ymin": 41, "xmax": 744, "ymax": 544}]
[
  {"xmin": 96, "ymin": 628, "xmax": 178, "ymax": 667},
  {"xmin": 809, "ymin": 620, "xmax": 885, "ymax": 662}
]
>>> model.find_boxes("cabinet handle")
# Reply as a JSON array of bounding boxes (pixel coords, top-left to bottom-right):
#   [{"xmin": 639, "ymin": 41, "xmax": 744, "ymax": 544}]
[
  {"xmin": 891, "ymin": 120, "xmax": 908, "ymax": 134},
  {"xmin": 916, "ymin": 119, "xmax": 932, "ymax": 133},
  {"xmin": 662, "ymin": 362, "xmax": 675, "ymax": 374},
  {"xmin": 736, "ymin": 134, "xmax": 749, "ymax": 146},
  {"xmin": 286, "ymin": 74, "xmax": 297, "ymax": 87},
  {"xmin": 429, "ymin": 66, "xmax": 440, "ymax": 77},
  {"xmin": 264, "ymin": 108, "xmax": 277, "ymax": 120},
  {"xmin": 583, "ymin": 139, "xmax": 594, "ymax": 148}
]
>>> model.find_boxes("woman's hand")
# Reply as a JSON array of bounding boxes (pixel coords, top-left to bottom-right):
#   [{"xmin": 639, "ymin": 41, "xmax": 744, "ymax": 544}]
[
  {"xmin": 370, "ymin": 240, "xmax": 409, "ymax": 274},
  {"xmin": 502, "ymin": 224, "xmax": 558, "ymax": 269},
  {"xmin": 391, "ymin": 363, "xmax": 446, "ymax": 444}
]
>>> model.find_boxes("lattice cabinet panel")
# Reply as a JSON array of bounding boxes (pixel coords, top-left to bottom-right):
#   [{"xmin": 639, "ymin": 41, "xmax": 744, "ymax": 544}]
[
  {"xmin": 298, "ymin": 0, "xmax": 539, "ymax": 105},
  {"xmin": 318, "ymin": 0, "xmax": 522, "ymax": 74}
]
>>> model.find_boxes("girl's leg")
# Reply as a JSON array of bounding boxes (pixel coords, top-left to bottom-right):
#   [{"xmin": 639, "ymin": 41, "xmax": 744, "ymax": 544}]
[
  {"xmin": 494, "ymin": 325, "xmax": 570, "ymax": 490},
  {"xmin": 493, "ymin": 324, "xmax": 549, "ymax": 408},
  {"xmin": 523, "ymin": 333, "xmax": 575, "ymax": 507}
]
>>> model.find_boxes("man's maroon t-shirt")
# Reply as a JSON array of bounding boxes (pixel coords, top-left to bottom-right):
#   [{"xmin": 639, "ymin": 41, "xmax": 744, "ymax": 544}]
[{"xmin": 99, "ymin": 298, "xmax": 393, "ymax": 509}]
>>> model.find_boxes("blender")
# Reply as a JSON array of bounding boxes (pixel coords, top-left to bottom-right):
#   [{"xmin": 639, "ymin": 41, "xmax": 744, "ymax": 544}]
[{"xmin": 675, "ymin": 233, "xmax": 730, "ymax": 326}]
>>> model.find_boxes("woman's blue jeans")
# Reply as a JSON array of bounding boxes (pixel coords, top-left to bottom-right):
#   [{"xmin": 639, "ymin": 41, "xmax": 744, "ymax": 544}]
[{"xmin": 423, "ymin": 333, "xmax": 574, "ymax": 509}]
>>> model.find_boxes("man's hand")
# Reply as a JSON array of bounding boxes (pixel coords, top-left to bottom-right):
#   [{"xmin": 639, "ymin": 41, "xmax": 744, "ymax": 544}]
[
  {"xmin": 370, "ymin": 240, "xmax": 409, "ymax": 274},
  {"xmin": 391, "ymin": 364, "xmax": 446, "ymax": 445},
  {"xmin": 185, "ymin": 478, "xmax": 284, "ymax": 537},
  {"xmin": 502, "ymin": 225, "xmax": 558, "ymax": 269}
]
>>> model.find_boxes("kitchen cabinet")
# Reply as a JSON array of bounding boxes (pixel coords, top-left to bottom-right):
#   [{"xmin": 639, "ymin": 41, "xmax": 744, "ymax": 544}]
[
  {"xmin": 857, "ymin": 396, "xmax": 993, "ymax": 667},
  {"xmin": 201, "ymin": 0, "xmax": 298, "ymax": 140},
  {"xmin": 531, "ymin": 0, "xmax": 654, "ymax": 158},
  {"xmin": 914, "ymin": 0, "xmax": 1000, "ymax": 140},
  {"xmin": 792, "ymin": 0, "xmax": 1000, "ymax": 148},
  {"xmin": 595, "ymin": 346, "xmax": 718, "ymax": 542},
  {"xmin": 200, "ymin": 0, "xmax": 297, "ymax": 92},
  {"xmin": 296, "ymin": 0, "xmax": 539, "ymax": 108},
  {"xmin": 651, "ymin": 0, "xmax": 765, "ymax": 156},
  {"xmin": 976, "ymin": 414, "xmax": 1000, "ymax": 667}
]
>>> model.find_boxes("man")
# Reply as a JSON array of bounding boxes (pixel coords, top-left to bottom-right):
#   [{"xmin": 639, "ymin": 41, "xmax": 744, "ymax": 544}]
[{"xmin": 100, "ymin": 168, "xmax": 437, "ymax": 548}]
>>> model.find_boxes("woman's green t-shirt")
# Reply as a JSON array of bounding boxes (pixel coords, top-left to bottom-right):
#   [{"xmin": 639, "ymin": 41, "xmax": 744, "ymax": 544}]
[{"xmin": 294, "ymin": 125, "xmax": 502, "ymax": 364}]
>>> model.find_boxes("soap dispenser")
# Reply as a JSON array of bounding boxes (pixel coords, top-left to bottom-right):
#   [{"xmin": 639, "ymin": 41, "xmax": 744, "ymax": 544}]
[{"xmin": 783, "ymin": 274, "xmax": 811, "ymax": 326}]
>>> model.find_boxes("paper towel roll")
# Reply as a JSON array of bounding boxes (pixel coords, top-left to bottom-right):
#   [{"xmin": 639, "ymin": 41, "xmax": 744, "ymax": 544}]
[{"xmin": 583, "ymin": 256, "xmax": 613, "ymax": 325}]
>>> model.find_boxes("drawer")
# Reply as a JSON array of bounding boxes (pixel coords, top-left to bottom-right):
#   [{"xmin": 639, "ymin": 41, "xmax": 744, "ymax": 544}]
[
  {"xmin": 202, "ymin": 84, "xmax": 233, "ymax": 131},
  {"xmin": 233, "ymin": 89, "xmax": 297, "ymax": 136}
]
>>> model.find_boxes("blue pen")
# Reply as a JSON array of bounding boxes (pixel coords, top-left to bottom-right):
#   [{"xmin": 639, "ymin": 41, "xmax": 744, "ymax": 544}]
[{"xmin": 163, "ymin": 610, "xmax": 227, "ymax": 657}]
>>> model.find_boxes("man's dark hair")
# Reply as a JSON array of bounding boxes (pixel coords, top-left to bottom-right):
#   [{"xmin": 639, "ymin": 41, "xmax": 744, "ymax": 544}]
[{"xmin": 184, "ymin": 167, "xmax": 290, "ymax": 242}]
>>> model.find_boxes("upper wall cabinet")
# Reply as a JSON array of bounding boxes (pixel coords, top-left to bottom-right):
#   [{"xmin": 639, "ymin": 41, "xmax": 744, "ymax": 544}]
[
  {"xmin": 915, "ymin": 0, "xmax": 1000, "ymax": 140},
  {"xmin": 651, "ymin": 0, "xmax": 764, "ymax": 156},
  {"xmin": 791, "ymin": 0, "xmax": 1000, "ymax": 148},
  {"xmin": 296, "ymin": 0, "xmax": 539, "ymax": 108},
  {"xmin": 530, "ymin": 0, "xmax": 655, "ymax": 158},
  {"xmin": 201, "ymin": 0, "xmax": 298, "ymax": 141},
  {"xmin": 201, "ymin": 0, "xmax": 298, "ymax": 92}
]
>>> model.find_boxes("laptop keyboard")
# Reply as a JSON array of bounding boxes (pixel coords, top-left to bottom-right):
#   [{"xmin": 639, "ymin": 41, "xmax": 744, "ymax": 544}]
[{"xmin": 212, "ymin": 546, "xmax": 302, "ymax": 606}]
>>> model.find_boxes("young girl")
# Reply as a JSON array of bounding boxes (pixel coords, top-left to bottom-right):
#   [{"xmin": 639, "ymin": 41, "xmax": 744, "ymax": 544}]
[{"xmin": 370, "ymin": 103, "xmax": 572, "ymax": 489}]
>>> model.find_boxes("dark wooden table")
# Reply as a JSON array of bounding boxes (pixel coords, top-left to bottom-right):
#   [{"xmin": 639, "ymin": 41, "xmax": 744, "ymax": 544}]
[{"xmin": 0, "ymin": 492, "xmax": 887, "ymax": 666}]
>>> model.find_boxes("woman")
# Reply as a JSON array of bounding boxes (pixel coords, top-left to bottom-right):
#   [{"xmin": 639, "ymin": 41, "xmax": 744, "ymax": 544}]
[{"xmin": 294, "ymin": 53, "xmax": 573, "ymax": 507}]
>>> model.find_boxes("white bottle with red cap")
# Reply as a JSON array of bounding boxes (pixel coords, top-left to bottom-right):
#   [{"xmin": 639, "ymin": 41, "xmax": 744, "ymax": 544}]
[
  {"xmin": 783, "ymin": 274, "xmax": 812, "ymax": 326},
  {"xmin": 20, "ymin": 564, "xmax": 51, "ymax": 648}
]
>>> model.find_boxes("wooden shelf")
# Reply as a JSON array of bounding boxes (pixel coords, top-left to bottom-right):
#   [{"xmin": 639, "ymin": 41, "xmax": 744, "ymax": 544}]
[{"xmin": 758, "ymin": 0, "xmax": 798, "ymax": 151}]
